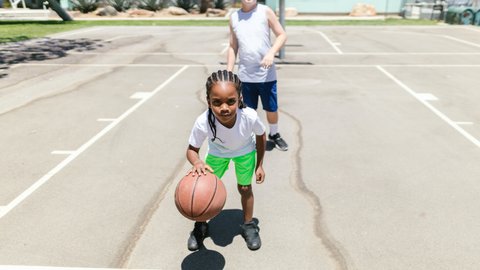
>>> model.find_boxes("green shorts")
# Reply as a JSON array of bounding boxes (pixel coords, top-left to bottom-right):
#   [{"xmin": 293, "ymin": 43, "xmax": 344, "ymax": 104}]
[{"xmin": 206, "ymin": 151, "xmax": 256, "ymax": 186}]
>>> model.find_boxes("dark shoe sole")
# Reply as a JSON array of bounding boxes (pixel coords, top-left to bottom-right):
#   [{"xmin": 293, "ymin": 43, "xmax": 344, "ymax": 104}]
[{"xmin": 275, "ymin": 144, "xmax": 288, "ymax": 151}]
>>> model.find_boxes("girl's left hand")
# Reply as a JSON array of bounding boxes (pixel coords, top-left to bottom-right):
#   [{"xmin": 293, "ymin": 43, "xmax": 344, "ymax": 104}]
[{"xmin": 255, "ymin": 166, "xmax": 265, "ymax": 184}]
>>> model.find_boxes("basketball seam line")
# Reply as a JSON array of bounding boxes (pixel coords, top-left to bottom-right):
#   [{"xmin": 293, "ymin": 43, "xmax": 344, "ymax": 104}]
[
  {"xmin": 190, "ymin": 175, "xmax": 200, "ymax": 218},
  {"xmin": 194, "ymin": 175, "xmax": 218, "ymax": 218}
]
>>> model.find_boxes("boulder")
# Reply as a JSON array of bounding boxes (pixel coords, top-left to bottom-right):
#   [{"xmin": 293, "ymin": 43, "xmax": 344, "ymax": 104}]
[
  {"xmin": 349, "ymin": 3, "xmax": 377, "ymax": 17},
  {"xmin": 285, "ymin": 7, "xmax": 298, "ymax": 17},
  {"xmin": 96, "ymin": 5, "xmax": 118, "ymax": 16},
  {"xmin": 275, "ymin": 7, "xmax": 298, "ymax": 17},
  {"xmin": 127, "ymin": 9, "xmax": 155, "ymax": 17},
  {"xmin": 206, "ymin": 8, "xmax": 227, "ymax": 17},
  {"xmin": 168, "ymin": 6, "xmax": 189, "ymax": 15}
]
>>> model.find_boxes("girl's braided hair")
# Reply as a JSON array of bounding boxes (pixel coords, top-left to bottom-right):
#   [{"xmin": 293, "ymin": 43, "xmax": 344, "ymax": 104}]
[{"xmin": 205, "ymin": 70, "xmax": 245, "ymax": 143}]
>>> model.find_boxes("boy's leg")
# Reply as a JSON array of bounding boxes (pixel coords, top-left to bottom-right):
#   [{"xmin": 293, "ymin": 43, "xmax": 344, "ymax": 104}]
[
  {"xmin": 233, "ymin": 151, "xmax": 261, "ymax": 250},
  {"xmin": 259, "ymin": 81, "xmax": 288, "ymax": 151},
  {"xmin": 187, "ymin": 154, "xmax": 230, "ymax": 251},
  {"xmin": 241, "ymin": 82, "xmax": 260, "ymax": 109}
]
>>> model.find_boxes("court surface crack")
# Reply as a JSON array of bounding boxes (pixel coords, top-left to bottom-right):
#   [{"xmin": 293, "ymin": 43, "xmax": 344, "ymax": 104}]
[{"xmin": 281, "ymin": 109, "xmax": 351, "ymax": 270}]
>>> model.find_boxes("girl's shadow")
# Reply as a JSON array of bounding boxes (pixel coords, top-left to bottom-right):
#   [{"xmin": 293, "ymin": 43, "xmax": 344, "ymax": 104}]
[
  {"xmin": 181, "ymin": 247, "xmax": 225, "ymax": 270},
  {"xmin": 181, "ymin": 209, "xmax": 260, "ymax": 269},
  {"xmin": 208, "ymin": 208, "xmax": 246, "ymax": 246}
]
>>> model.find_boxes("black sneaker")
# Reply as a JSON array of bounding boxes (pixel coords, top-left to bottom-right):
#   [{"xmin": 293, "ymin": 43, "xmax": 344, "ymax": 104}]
[
  {"xmin": 269, "ymin": 133, "xmax": 288, "ymax": 151},
  {"xmin": 240, "ymin": 221, "xmax": 261, "ymax": 250},
  {"xmin": 187, "ymin": 221, "xmax": 209, "ymax": 251}
]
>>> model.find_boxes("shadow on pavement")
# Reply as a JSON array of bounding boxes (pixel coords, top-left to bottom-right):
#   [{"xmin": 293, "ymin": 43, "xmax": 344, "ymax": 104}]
[
  {"xmin": 266, "ymin": 140, "xmax": 276, "ymax": 151},
  {"xmin": 181, "ymin": 247, "xmax": 225, "ymax": 270},
  {"xmin": 208, "ymin": 209, "xmax": 244, "ymax": 247},
  {"xmin": 181, "ymin": 209, "xmax": 261, "ymax": 269},
  {"xmin": 0, "ymin": 37, "xmax": 105, "ymax": 78},
  {"xmin": 207, "ymin": 209, "xmax": 260, "ymax": 247}
]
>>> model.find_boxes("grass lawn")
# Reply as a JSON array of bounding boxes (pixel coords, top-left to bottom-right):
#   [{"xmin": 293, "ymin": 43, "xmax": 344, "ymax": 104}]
[{"xmin": 0, "ymin": 18, "xmax": 439, "ymax": 44}]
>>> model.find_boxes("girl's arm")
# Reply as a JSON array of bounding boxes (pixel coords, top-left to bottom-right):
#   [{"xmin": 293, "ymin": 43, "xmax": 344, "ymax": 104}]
[
  {"xmin": 186, "ymin": 145, "xmax": 213, "ymax": 176},
  {"xmin": 255, "ymin": 133, "xmax": 266, "ymax": 184}
]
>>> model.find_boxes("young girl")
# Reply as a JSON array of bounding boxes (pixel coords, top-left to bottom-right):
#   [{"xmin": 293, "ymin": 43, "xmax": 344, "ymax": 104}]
[{"xmin": 186, "ymin": 70, "xmax": 266, "ymax": 251}]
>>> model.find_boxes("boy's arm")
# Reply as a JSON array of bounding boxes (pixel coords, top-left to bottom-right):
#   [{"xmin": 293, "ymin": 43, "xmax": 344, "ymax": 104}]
[
  {"xmin": 255, "ymin": 133, "xmax": 266, "ymax": 183},
  {"xmin": 261, "ymin": 7, "xmax": 287, "ymax": 68},
  {"xmin": 227, "ymin": 20, "xmax": 239, "ymax": 72}
]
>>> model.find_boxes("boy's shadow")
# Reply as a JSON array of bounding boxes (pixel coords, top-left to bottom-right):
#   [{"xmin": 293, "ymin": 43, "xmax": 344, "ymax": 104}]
[{"xmin": 181, "ymin": 209, "xmax": 260, "ymax": 269}]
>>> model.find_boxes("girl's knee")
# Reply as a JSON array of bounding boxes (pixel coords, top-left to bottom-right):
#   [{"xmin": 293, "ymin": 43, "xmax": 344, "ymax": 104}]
[{"xmin": 237, "ymin": 184, "xmax": 252, "ymax": 195}]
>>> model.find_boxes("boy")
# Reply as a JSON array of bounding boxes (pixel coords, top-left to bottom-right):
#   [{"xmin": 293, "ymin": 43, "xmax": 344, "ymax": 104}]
[{"xmin": 227, "ymin": 0, "xmax": 289, "ymax": 151}]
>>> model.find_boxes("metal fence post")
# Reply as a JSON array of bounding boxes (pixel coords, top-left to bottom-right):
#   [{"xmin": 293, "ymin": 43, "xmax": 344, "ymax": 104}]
[{"xmin": 278, "ymin": 0, "xmax": 285, "ymax": 59}]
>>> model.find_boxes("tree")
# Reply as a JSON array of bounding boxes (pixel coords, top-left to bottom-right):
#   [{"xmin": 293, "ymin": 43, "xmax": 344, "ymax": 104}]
[
  {"xmin": 200, "ymin": 0, "xmax": 210, "ymax": 13},
  {"xmin": 46, "ymin": 0, "xmax": 73, "ymax": 21}
]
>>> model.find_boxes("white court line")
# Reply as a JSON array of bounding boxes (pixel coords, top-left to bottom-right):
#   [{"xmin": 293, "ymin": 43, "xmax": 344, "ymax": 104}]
[
  {"xmin": 312, "ymin": 30, "xmax": 343, "ymax": 54},
  {"xmin": 49, "ymin": 27, "xmax": 104, "ymax": 38},
  {"xmin": 13, "ymin": 63, "xmax": 480, "ymax": 68},
  {"xmin": 130, "ymin": 92, "xmax": 153, "ymax": 100},
  {"xmin": 456, "ymin": 122, "xmax": 474, "ymax": 125},
  {"xmin": 97, "ymin": 118, "xmax": 116, "ymax": 122},
  {"xmin": 26, "ymin": 51, "xmax": 480, "ymax": 56},
  {"xmin": 68, "ymin": 52, "xmax": 221, "ymax": 56},
  {"xmin": 377, "ymin": 66, "xmax": 480, "ymax": 148},
  {"xmin": 105, "ymin": 35, "xmax": 141, "ymax": 42},
  {"xmin": 415, "ymin": 93, "xmax": 438, "ymax": 101},
  {"xmin": 51, "ymin": 151, "xmax": 75, "ymax": 155},
  {"xmin": 464, "ymin": 26, "xmax": 480, "ymax": 33},
  {"xmin": 443, "ymin": 35, "xmax": 480, "ymax": 49},
  {"xmin": 0, "ymin": 65, "xmax": 189, "ymax": 219},
  {"xmin": 220, "ymin": 42, "xmax": 229, "ymax": 54},
  {"xmin": 0, "ymin": 266, "xmax": 151, "ymax": 270}
]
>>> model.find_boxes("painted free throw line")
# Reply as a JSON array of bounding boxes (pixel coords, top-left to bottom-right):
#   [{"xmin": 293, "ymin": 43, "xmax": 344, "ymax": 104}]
[
  {"xmin": 377, "ymin": 66, "xmax": 480, "ymax": 148},
  {"xmin": 0, "ymin": 65, "xmax": 189, "ymax": 219}
]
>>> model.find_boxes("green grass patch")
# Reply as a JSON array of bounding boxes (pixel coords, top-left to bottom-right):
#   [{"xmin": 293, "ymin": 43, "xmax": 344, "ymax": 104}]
[{"xmin": 0, "ymin": 18, "xmax": 439, "ymax": 44}]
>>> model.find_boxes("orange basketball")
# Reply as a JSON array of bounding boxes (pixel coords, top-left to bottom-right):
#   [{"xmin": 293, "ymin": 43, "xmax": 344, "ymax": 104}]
[{"xmin": 174, "ymin": 171, "xmax": 226, "ymax": 221}]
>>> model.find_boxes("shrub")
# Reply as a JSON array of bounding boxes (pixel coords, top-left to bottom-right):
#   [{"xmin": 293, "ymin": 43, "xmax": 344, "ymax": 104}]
[
  {"xmin": 214, "ymin": 0, "xmax": 227, "ymax": 9},
  {"xmin": 108, "ymin": 0, "xmax": 132, "ymax": 11},
  {"xmin": 138, "ymin": 0, "xmax": 163, "ymax": 11},
  {"xmin": 70, "ymin": 0, "xmax": 97, "ymax": 13},
  {"xmin": 173, "ymin": 0, "xmax": 196, "ymax": 12}
]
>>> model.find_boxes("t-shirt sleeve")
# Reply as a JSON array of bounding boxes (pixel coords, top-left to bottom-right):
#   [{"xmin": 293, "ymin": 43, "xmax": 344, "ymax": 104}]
[
  {"xmin": 188, "ymin": 116, "xmax": 208, "ymax": 148},
  {"xmin": 253, "ymin": 114, "xmax": 266, "ymax": 136}
]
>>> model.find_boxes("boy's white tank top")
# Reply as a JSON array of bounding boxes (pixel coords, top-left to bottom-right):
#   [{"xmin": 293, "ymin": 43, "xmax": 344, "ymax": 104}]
[{"xmin": 231, "ymin": 4, "xmax": 277, "ymax": 83}]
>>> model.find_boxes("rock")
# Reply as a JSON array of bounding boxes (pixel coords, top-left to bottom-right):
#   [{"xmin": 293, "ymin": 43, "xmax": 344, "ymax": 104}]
[
  {"xmin": 206, "ymin": 8, "xmax": 226, "ymax": 17},
  {"xmin": 127, "ymin": 9, "xmax": 154, "ymax": 17},
  {"xmin": 96, "ymin": 5, "xmax": 118, "ymax": 16},
  {"xmin": 285, "ymin": 7, "xmax": 298, "ymax": 17},
  {"xmin": 349, "ymin": 3, "xmax": 377, "ymax": 17},
  {"xmin": 275, "ymin": 7, "xmax": 298, "ymax": 17},
  {"xmin": 168, "ymin": 6, "xmax": 189, "ymax": 15}
]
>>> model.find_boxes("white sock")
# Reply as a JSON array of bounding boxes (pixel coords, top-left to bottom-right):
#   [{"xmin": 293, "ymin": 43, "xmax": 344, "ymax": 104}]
[{"xmin": 269, "ymin": 124, "xmax": 278, "ymax": 135}]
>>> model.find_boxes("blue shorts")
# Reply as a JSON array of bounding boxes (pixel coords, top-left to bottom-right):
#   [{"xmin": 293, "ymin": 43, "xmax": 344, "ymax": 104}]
[{"xmin": 241, "ymin": 81, "xmax": 278, "ymax": 112}]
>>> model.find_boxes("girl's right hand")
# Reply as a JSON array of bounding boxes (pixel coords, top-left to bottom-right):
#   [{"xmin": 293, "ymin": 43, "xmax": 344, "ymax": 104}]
[{"xmin": 188, "ymin": 160, "xmax": 214, "ymax": 176}]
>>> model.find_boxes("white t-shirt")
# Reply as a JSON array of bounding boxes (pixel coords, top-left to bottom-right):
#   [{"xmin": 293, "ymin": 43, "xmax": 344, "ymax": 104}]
[
  {"xmin": 189, "ymin": 107, "xmax": 266, "ymax": 158},
  {"xmin": 230, "ymin": 4, "xmax": 277, "ymax": 83}
]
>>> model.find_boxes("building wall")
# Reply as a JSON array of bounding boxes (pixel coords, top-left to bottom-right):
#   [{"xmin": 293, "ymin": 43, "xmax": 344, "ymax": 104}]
[{"xmin": 265, "ymin": 0, "xmax": 405, "ymax": 14}]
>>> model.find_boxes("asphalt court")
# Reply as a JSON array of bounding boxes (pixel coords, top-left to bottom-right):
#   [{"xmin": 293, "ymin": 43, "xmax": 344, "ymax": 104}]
[{"xmin": 1, "ymin": 25, "xmax": 480, "ymax": 269}]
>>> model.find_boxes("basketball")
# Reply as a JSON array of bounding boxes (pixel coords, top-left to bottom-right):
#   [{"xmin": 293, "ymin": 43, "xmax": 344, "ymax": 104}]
[{"xmin": 174, "ymin": 171, "xmax": 227, "ymax": 221}]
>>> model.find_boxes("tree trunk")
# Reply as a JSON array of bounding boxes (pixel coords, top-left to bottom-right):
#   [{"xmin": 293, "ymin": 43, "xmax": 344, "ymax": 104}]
[
  {"xmin": 200, "ymin": 0, "xmax": 210, "ymax": 13},
  {"xmin": 47, "ymin": 0, "xmax": 73, "ymax": 21}
]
